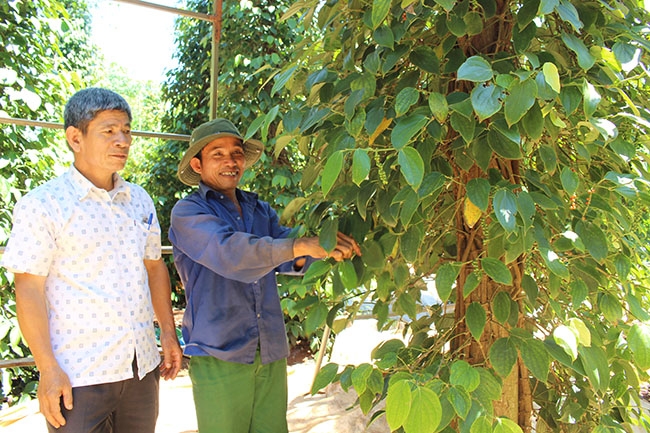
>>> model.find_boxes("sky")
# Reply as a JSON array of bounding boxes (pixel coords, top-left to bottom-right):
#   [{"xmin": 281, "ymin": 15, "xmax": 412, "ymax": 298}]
[{"xmin": 90, "ymin": 1, "xmax": 180, "ymax": 82}]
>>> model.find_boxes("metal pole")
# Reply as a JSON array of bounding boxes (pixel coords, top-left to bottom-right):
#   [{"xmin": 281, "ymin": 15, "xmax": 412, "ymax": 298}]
[
  {"xmin": 210, "ymin": 0, "xmax": 223, "ymax": 120},
  {"xmin": 311, "ymin": 325, "xmax": 331, "ymax": 391},
  {"xmin": 0, "ymin": 116, "xmax": 190, "ymax": 141},
  {"xmin": 114, "ymin": 0, "xmax": 213, "ymax": 22}
]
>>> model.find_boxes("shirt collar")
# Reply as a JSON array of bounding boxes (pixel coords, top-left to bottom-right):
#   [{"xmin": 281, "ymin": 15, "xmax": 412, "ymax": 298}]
[
  {"xmin": 197, "ymin": 182, "xmax": 258, "ymax": 202},
  {"xmin": 67, "ymin": 165, "xmax": 131, "ymax": 201}
]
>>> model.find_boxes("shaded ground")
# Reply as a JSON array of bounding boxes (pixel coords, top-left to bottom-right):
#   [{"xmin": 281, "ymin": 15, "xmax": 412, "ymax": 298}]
[{"xmin": 0, "ymin": 322, "xmax": 392, "ymax": 433}]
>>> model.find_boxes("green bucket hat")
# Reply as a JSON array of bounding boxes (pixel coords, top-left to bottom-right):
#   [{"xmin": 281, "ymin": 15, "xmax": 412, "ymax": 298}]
[{"xmin": 177, "ymin": 118, "xmax": 264, "ymax": 186}]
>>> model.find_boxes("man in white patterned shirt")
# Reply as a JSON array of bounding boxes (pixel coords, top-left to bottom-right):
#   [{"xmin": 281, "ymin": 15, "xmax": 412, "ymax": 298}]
[{"xmin": 1, "ymin": 88, "xmax": 182, "ymax": 432}]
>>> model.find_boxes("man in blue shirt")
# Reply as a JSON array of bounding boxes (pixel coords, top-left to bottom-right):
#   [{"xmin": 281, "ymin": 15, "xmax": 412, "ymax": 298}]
[{"xmin": 169, "ymin": 118, "xmax": 360, "ymax": 433}]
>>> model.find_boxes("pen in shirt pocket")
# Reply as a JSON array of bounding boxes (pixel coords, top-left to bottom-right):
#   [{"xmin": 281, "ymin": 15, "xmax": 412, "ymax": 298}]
[{"xmin": 141, "ymin": 213, "xmax": 153, "ymax": 230}]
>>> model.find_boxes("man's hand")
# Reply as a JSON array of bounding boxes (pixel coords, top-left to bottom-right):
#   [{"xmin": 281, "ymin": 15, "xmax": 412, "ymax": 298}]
[
  {"xmin": 37, "ymin": 365, "xmax": 72, "ymax": 428},
  {"xmin": 159, "ymin": 330, "xmax": 183, "ymax": 380},
  {"xmin": 331, "ymin": 232, "xmax": 362, "ymax": 261},
  {"xmin": 294, "ymin": 232, "xmax": 362, "ymax": 262}
]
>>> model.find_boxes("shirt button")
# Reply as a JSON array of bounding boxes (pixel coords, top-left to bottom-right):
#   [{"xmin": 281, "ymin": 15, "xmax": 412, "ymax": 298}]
[
  {"xmin": 257, "ymin": 313, "xmax": 261, "ymax": 318},
  {"xmin": 236, "ymin": 216, "xmax": 241, "ymax": 220}
]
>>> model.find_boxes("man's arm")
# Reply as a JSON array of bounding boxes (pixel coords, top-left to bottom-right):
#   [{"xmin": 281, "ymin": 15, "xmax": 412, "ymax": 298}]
[
  {"xmin": 144, "ymin": 258, "xmax": 182, "ymax": 380},
  {"xmin": 14, "ymin": 272, "xmax": 72, "ymax": 428}
]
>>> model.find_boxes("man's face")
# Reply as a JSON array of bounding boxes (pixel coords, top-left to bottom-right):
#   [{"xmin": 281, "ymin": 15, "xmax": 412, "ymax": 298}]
[
  {"xmin": 68, "ymin": 110, "xmax": 132, "ymax": 185},
  {"xmin": 191, "ymin": 136, "xmax": 246, "ymax": 195}
]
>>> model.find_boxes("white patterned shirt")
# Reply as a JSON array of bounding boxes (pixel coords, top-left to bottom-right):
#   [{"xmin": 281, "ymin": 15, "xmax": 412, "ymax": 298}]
[{"xmin": 1, "ymin": 166, "xmax": 162, "ymax": 387}]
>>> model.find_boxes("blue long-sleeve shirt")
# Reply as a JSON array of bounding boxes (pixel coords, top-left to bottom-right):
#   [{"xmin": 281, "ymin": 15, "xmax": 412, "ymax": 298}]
[{"xmin": 169, "ymin": 183, "xmax": 309, "ymax": 364}]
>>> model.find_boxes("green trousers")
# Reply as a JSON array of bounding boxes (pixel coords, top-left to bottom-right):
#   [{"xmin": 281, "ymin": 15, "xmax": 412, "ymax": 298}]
[{"xmin": 189, "ymin": 353, "xmax": 288, "ymax": 433}]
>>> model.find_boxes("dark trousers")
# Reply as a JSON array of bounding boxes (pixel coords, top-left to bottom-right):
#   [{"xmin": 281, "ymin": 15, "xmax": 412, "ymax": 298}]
[{"xmin": 46, "ymin": 359, "xmax": 160, "ymax": 433}]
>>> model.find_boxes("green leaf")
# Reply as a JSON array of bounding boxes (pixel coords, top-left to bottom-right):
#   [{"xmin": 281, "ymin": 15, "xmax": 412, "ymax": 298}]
[
  {"xmin": 474, "ymin": 367, "xmax": 503, "ymax": 401},
  {"xmin": 522, "ymin": 274, "xmax": 539, "ymax": 303},
  {"xmin": 613, "ymin": 42, "xmax": 640, "ymax": 72},
  {"xmin": 361, "ymin": 240, "xmax": 385, "ymax": 269},
  {"xmin": 319, "ymin": 217, "xmax": 339, "ymax": 252},
  {"xmin": 517, "ymin": 0, "xmax": 540, "ymax": 28},
  {"xmin": 582, "ymin": 80, "xmax": 601, "ymax": 119},
  {"xmin": 598, "ymin": 292, "xmax": 622, "ymax": 322},
  {"xmin": 401, "ymin": 225, "xmax": 423, "ymax": 263},
  {"xmin": 373, "ymin": 25, "xmax": 394, "ymax": 49},
  {"xmin": 447, "ymin": 13, "xmax": 467, "ymax": 37},
  {"xmin": 575, "ymin": 220, "xmax": 608, "ymax": 262},
  {"xmin": 487, "ymin": 128, "xmax": 523, "ymax": 159},
  {"xmin": 396, "ymin": 87, "xmax": 420, "ymax": 117},
  {"xmin": 493, "ymin": 190, "xmax": 518, "ymax": 234},
  {"xmin": 538, "ymin": 145, "xmax": 557, "ymax": 174},
  {"xmin": 553, "ymin": 325, "xmax": 578, "ymax": 361},
  {"xmin": 436, "ymin": 263, "xmax": 461, "ymax": 302},
  {"xmin": 398, "ymin": 147, "xmax": 425, "ymax": 190},
  {"xmin": 463, "ymin": 272, "xmax": 481, "ymax": 298},
  {"xmin": 338, "ymin": 261, "xmax": 358, "ymax": 289},
  {"xmin": 464, "ymin": 11, "xmax": 484, "ymax": 35},
  {"xmin": 272, "ymin": 65, "xmax": 297, "ymax": 97},
  {"xmin": 434, "ymin": 0, "xmax": 455, "ymax": 12},
  {"xmin": 392, "ymin": 114, "xmax": 428, "ymax": 149},
  {"xmin": 492, "ymin": 291, "xmax": 512, "ymax": 323},
  {"xmin": 311, "ymin": 363, "xmax": 339, "ymax": 394},
  {"xmin": 467, "ymin": 178, "xmax": 491, "ymax": 212},
  {"xmin": 322, "ymin": 150, "xmax": 344, "ymax": 197},
  {"xmin": 578, "ymin": 346, "xmax": 610, "ymax": 392},
  {"xmin": 540, "ymin": 248, "xmax": 570, "ymax": 279},
  {"xmin": 614, "ymin": 254, "xmax": 632, "ymax": 281},
  {"xmin": 542, "ymin": 62, "xmax": 561, "ymax": 93},
  {"xmin": 410, "ymin": 46, "xmax": 440, "ymax": 73},
  {"xmin": 428, "ymin": 92, "xmax": 449, "ymax": 122},
  {"xmin": 352, "ymin": 149, "xmax": 371, "ymax": 186},
  {"xmin": 556, "ymin": 0, "xmax": 583, "ymax": 31},
  {"xmin": 470, "ymin": 416, "xmax": 492, "ymax": 433},
  {"xmin": 521, "ymin": 102, "xmax": 544, "ymax": 140},
  {"xmin": 561, "ymin": 32, "xmax": 595, "ymax": 70},
  {"xmin": 560, "ymin": 167, "xmax": 579, "ymax": 196},
  {"xmin": 450, "ymin": 111, "xmax": 476, "ymax": 143},
  {"xmin": 398, "ymin": 292, "xmax": 418, "ymax": 320},
  {"xmin": 628, "ymin": 323, "xmax": 650, "ymax": 370},
  {"xmin": 457, "ymin": 56, "xmax": 494, "ymax": 82},
  {"xmin": 371, "ymin": 0, "xmax": 391, "ymax": 29},
  {"xmin": 570, "ymin": 280, "xmax": 587, "ymax": 306},
  {"xmin": 504, "ymin": 78, "xmax": 537, "ymax": 126},
  {"xmin": 481, "ymin": 257, "xmax": 512, "ymax": 285},
  {"xmin": 351, "ymin": 363, "xmax": 372, "ymax": 394},
  {"xmin": 450, "ymin": 360, "xmax": 480, "ymax": 392},
  {"xmin": 489, "ymin": 338, "xmax": 518, "ymax": 378},
  {"xmin": 519, "ymin": 338, "xmax": 550, "ymax": 382},
  {"xmin": 403, "ymin": 386, "xmax": 442, "ymax": 433},
  {"xmin": 471, "ymin": 82, "xmax": 503, "ymax": 121},
  {"xmin": 304, "ymin": 302, "xmax": 329, "ymax": 335},
  {"xmin": 302, "ymin": 260, "xmax": 332, "ymax": 282},
  {"xmin": 387, "ymin": 380, "xmax": 412, "ymax": 430},
  {"xmin": 567, "ymin": 318, "xmax": 591, "ymax": 347},
  {"xmin": 494, "ymin": 417, "xmax": 524, "ymax": 433},
  {"xmin": 447, "ymin": 386, "xmax": 471, "ymax": 419},
  {"xmin": 466, "ymin": 302, "xmax": 486, "ymax": 341}
]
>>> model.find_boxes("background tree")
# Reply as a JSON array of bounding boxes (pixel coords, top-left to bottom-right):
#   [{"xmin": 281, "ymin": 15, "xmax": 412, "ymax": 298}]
[
  {"xmin": 0, "ymin": 0, "xmax": 95, "ymax": 405},
  {"xmin": 261, "ymin": 0, "xmax": 650, "ymax": 431}
]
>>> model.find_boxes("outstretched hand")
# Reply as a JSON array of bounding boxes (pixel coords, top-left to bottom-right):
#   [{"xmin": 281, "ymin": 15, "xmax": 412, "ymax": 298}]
[
  {"xmin": 329, "ymin": 232, "xmax": 362, "ymax": 261},
  {"xmin": 293, "ymin": 232, "xmax": 362, "ymax": 262}
]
